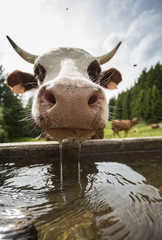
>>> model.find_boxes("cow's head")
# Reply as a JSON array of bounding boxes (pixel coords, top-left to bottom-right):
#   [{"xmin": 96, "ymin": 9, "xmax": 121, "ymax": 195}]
[{"xmin": 6, "ymin": 36, "xmax": 122, "ymax": 141}]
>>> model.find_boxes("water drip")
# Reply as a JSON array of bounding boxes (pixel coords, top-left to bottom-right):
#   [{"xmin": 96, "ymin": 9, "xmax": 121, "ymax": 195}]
[
  {"xmin": 59, "ymin": 141, "xmax": 67, "ymax": 203},
  {"xmin": 78, "ymin": 142, "xmax": 82, "ymax": 195},
  {"xmin": 59, "ymin": 141, "xmax": 63, "ymax": 190}
]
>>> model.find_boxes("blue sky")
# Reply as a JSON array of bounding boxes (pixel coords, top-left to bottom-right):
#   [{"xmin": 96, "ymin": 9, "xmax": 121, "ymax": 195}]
[{"xmin": 0, "ymin": 0, "xmax": 162, "ymax": 100}]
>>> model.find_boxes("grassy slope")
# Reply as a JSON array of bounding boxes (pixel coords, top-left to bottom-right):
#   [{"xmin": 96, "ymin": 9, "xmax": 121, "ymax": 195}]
[
  {"xmin": 9, "ymin": 137, "xmax": 45, "ymax": 142},
  {"xmin": 104, "ymin": 122, "xmax": 162, "ymax": 139}
]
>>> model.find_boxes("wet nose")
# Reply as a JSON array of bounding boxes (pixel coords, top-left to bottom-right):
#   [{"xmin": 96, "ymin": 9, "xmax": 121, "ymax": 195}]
[
  {"xmin": 40, "ymin": 84, "xmax": 104, "ymax": 112},
  {"xmin": 38, "ymin": 82, "xmax": 106, "ymax": 130}
]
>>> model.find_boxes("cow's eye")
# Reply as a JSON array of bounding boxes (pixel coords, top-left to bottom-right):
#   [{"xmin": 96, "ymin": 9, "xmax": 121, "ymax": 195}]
[
  {"xmin": 87, "ymin": 60, "xmax": 101, "ymax": 83},
  {"xmin": 34, "ymin": 67, "xmax": 39, "ymax": 75},
  {"xmin": 34, "ymin": 64, "xmax": 46, "ymax": 83}
]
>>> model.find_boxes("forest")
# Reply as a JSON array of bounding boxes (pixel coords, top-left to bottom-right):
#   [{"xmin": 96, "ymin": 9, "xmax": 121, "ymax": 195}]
[
  {"xmin": 0, "ymin": 63, "xmax": 162, "ymax": 142},
  {"xmin": 109, "ymin": 62, "xmax": 162, "ymax": 122},
  {"xmin": 0, "ymin": 65, "xmax": 40, "ymax": 142}
]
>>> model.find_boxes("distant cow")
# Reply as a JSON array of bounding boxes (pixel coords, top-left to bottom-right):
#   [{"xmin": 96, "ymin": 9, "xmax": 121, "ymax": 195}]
[
  {"xmin": 151, "ymin": 124, "xmax": 160, "ymax": 129},
  {"xmin": 111, "ymin": 118, "xmax": 139, "ymax": 137},
  {"xmin": 6, "ymin": 36, "xmax": 122, "ymax": 142}
]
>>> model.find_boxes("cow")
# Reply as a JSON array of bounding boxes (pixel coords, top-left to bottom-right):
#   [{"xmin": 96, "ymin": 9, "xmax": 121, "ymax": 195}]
[
  {"xmin": 111, "ymin": 118, "xmax": 139, "ymax": 137},
  {"xmin": 6, "ymin": 36, "xmax": 122, "ymax": 142},
  {"xmin": 151, "ymin": 124, "xmax": 160, "ymax": 129}
]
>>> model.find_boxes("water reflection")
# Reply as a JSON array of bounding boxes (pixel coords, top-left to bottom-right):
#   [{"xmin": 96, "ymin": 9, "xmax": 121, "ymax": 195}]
[
  {"xmin": 87, "ymin": 162, "xmax": 162, "ymax": 240},
  {"xmin": 0, "ymin": 207, "xmax": 37, "ymax": 240},
  {"xmin": 0, "ymin": 152, "xmax": 162, "ymax": 240}
]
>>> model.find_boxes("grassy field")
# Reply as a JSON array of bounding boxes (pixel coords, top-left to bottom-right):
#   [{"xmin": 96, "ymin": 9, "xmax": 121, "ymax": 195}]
[
  {"xmin": 5, "ymin": 122, "xmax": 162, "ymax": 142},
  {"xmin": 104, "ymin": 121, "xmax": 162, "ymax": 139},
  {"xmin": 9, "ymin": 137, "xmax": 45, "ymax": 143}
]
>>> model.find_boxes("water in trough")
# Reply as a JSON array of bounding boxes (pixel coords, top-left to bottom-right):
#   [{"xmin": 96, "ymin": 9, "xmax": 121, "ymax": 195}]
[{"xmin": 0, "ymin": 146, "xmax": 162, "ymax": 239}]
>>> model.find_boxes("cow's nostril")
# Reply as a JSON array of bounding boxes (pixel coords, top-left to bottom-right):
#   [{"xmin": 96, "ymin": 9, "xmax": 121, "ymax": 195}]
[
  {"xmin": 40, "ymin": 90, "xmax": 56, "ymax": 109},
  {"xmin": 45, "ymin": 91, "xmax": 56, "ymax": 105},
  {"xmin": 88, "ymin": 90, "xmax": 105, "ymax": 111},
  {"xmin": 88, "ymin": 94, "xmax": 98, "ymax": 106}
]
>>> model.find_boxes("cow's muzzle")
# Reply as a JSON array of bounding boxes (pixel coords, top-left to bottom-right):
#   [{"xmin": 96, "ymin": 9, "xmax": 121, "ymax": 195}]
[{"xmin": 34, "ymin": 82, "xmax": 108, "ymax": 141}]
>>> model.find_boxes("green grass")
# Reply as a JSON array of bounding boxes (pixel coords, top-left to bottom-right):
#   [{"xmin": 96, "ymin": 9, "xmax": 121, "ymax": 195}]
[
  {"xmin": 9, "ymin": 137, "xmax": 45, "ymax": 143},
  {"xmin": 104, "ymin": 121, "xmax": 162, "ymax": 139}
]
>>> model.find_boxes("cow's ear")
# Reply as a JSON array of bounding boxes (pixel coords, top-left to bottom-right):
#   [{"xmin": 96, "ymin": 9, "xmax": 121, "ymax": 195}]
[
  {"xmin": 100, "ymin": 68, "xmax": 122, "ymax": 90},
  {"xmin": 7, "ymin": 70, "xmax": 37, "ymax": 94}
]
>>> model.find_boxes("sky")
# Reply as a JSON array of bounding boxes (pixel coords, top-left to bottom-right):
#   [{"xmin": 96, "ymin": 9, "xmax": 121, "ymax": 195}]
[{"xmin": 0, "ymin": 0, "xmax": 162, "ymax": 101}]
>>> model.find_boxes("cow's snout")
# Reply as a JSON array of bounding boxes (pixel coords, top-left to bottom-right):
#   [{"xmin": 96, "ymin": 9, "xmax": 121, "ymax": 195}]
[
  {"xmin": 40, "ymin": 85, "xmax": 103, "ymax": 112},
  {"xmin": 34, "ymin": 82, "xmax": 108, "ymax": 141}
]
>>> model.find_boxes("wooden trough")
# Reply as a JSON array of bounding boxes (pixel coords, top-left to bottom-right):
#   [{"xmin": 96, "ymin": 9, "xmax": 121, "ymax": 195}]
[{"xmin": 0, "ymin": 137, "xmax": 162, "ymax": 162}]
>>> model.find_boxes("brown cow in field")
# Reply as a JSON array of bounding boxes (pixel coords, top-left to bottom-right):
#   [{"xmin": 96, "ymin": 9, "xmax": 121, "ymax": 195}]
[
  {"xmin": 111, "ymin": 118, "xmax": 139, "ymax": 137},
  {"xmin": 151, "ymin": 124, "xmax": 160, "ymax": 129}
]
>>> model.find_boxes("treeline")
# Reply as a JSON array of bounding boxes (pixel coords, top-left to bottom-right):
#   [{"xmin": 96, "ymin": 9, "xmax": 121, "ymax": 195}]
[
  {"xmin": 0, "ymin": 65, "xmax": 40, "ymax": 142},
  {"xmin": 109, "ymin": 62, "xmax": 162, "ymax": 122}
]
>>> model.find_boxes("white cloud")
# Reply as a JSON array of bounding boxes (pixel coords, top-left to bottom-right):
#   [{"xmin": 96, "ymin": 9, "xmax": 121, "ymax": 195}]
[
  {"xmin": 126, "ymin": 9, "xmax": 162, "ymax": 68},
  {"xmin": 102, "ymin": 5, "xmax": 162, "ymax": 97}
]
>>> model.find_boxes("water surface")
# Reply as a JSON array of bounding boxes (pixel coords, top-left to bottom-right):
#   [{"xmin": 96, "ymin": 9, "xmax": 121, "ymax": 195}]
[{"xmin": 0, "ymin": 151, "xmax": 162, "ymax": 239}]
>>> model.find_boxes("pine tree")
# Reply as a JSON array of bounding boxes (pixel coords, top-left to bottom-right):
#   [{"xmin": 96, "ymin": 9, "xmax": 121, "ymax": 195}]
[
  {"xmin": 122, "ymin": 91, "xmax": 131, "ymax": 119},
  {"xmin": 114, "ymin": 94, "xmax": 123, "ymax": 119},
  {"xmin": 108, "ymin": 97, "xmax": 116, "ymax": 120},
  {"xmin": 0, "ymin": 65, "xmax": 26, "ymax": 141},
  {"xmin": 151, "ymin": 85, "xmax": 162, "ymax": 121}
]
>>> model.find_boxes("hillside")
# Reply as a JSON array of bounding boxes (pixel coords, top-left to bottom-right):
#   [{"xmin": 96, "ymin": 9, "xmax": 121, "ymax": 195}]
[{"xmin": 109, "ymin": 62, "xmax": 162, "ymax": 122}]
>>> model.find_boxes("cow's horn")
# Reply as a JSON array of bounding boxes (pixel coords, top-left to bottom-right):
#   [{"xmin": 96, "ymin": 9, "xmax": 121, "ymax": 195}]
[
  {"xmin": 97, "ymin": 41, "xmax": 122, "ymax": 65},
  {"xmin": 6, "ymin": 35, "xmax": 38, "ymax": 64}
]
